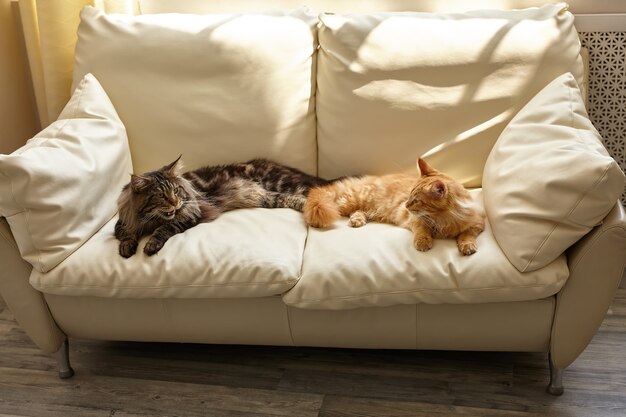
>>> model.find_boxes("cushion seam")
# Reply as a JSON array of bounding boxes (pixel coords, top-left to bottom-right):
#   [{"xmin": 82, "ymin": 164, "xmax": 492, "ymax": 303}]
[
  {"xmin": 570, "ymin": 223, "xmax": 626, "ymax": 272},
  {"xmin": 285, "ymin": 305, "xmax": 296, "ymax": 346},
  {"xmin": 16, "ymin": 77, "xmax": 88, "ymax": 273},
  {"xmin": 522, "ymin": 81, "xmax": 575, "ymax": 271},
  {"xmin": 0, "ymin": 220, "xmax": 19, "ymax": 251},
  {"xmin": 522, "ymin": 82, "xmax": 613, "ymax": 272},
  {"xmin": 285, "ymin": 280, "xmax": 568, "ymax": 304},
  {"xmin": 32, "ymin": 280, "xmax": 298, "ymax": 290},
  {"xmin": 525, "ymin": 162, "xmax": 612, "ymax": 272},
  {"xmin": 297, "ymin": 226, "xmax": 310, "ymax": 281},
  {"xmin": 45, "ymin": 211, "xmax": 121, "ymax": 273},
  {"xmin": 551, "ymin": 227, "xmax": 626, "ymax": 354},
  {"xmin": 0, "ymin": 171, "xmax": 23, "ymax": 217},
  {"xmin": 414, "ymin": 304, "xmax": 419, "ymax": 349}
]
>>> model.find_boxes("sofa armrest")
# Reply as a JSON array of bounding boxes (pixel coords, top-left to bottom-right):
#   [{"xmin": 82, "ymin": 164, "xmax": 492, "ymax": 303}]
[
  {"xmin": 0, "ymin": 218, "xmax": 65, "ymax": 353},
  {"xmin": 550, "ymin": 202, "xmax": 626, "ymax": 368}
]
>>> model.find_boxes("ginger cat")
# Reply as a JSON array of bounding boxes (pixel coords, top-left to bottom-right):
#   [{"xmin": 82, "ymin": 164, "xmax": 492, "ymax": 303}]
[{"xmin": 304, "ymin": 159, "xmax": 485, "ymax": 255}]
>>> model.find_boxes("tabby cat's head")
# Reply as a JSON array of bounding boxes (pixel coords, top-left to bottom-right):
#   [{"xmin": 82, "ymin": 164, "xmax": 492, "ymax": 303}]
[
  {"xmin": 119, "ymin": 156, "xmax": 197, "ymax": 224},
  {"xmin": 405, "ymin": 158, "xmax": 471, "ymax": 216}
]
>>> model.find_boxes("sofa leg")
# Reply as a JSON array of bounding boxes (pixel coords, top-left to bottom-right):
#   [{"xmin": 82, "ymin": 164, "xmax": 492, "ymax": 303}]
[
  {"xmin": 547, "ymin": 353, "xmax": 564, "ymax": 396},
  {"xmin": 57, "ymin": 338, "xmax": 75, "ymax": 379}
]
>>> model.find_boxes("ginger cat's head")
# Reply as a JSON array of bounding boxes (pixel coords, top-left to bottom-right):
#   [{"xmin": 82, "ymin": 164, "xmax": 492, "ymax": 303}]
[{"xmin": 405, "ymin": 158, "xmax": 471, "ymax": 216}]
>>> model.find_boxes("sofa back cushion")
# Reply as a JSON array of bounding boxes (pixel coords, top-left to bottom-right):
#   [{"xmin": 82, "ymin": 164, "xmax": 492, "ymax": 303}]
[
  {"xmin": 483, "ymin": 73, "xmax": 625, "ymax": 273},
  {"xmin": 73, "ymin": 6, "xmax": 318, "ymax": 175},
  {"xmin": 315, "ymin": 3, "xmax": 583, "ymax": 184},
  {"xmin": 0, "ymin": 74, "xmax": 133, "ymax": 273}
]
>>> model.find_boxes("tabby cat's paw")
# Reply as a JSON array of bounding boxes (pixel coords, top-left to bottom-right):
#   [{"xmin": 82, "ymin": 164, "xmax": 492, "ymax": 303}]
[
  {"xmin": 119, "ymin": 240, "xmax": 138, "ymax": 258},
  {"xmin": 458, "ymin": 241, "xmax": 477, "ymax": 256},
  {"xmin": 413, "ymin": 235, "xmax": 433, "ymax": 252},
  {"xmin": 143, "ymin": 239, "xmax": 164, "ymax": 256}
]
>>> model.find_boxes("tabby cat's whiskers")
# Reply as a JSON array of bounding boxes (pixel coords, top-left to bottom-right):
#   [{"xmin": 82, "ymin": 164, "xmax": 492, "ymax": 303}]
[{"xmin": 114, "ymin": 157, "xmax": 331, "ymax": 258}]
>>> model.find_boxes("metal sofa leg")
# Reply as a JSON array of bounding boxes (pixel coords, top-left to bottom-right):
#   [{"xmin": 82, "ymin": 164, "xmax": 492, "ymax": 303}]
[
  {"xmin": 57, "ymin": 338, "xmax": 75, "ymax": 379},
  {"xmin": 547, "ymin": 353, "xmax": 564, "ymax": 395}
]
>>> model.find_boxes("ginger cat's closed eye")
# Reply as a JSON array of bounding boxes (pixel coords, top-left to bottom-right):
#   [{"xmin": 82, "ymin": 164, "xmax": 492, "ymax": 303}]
[{"xmin": 304, "ymin": 158, "xmax": 485, "ymax": 255}]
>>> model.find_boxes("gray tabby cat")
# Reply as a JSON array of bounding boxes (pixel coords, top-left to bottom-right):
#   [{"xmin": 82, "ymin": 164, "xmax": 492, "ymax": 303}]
[{"xmin": 114, "ymin": 156, "xmax": 331, "ymax": 257}]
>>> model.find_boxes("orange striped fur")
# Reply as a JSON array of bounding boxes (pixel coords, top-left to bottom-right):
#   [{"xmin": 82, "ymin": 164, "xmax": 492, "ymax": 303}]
[{"xmin": 304, "ymin": 159, "xmax": 485, "ymax": 255}]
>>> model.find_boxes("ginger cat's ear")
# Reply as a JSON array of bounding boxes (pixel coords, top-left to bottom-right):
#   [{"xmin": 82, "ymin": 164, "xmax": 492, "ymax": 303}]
[
  {"xmin": 164, "ymin": 154, "xmax": 184, "ymax": 176},
  {"xmin": 417, "ymin": 158, "xmax": 437, "ymax": 176},
  {"xmin": 430, "ymin": 180, "xmax": 447, "ymax": 199}
]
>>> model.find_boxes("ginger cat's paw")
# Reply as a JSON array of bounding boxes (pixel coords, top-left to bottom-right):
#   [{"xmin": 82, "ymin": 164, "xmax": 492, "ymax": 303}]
[
  {"xmin": 348, "ymin": 212, "xmax": 367, "ymax": 228},
  {"xmin": 413, "ymin": 235, "xmax": 433, "ymax": 252},
  {"xmin": 458, "ymin": 240, "xmax": 477, "ymax": 256}
]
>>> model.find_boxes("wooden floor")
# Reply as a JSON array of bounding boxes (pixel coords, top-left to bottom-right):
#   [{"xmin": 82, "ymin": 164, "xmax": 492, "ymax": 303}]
[{"xmin": 0, "ymin": 292, "xmax": 625, "ymax": 417}]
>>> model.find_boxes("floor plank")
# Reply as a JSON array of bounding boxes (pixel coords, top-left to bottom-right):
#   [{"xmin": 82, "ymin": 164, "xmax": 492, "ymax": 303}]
[
  {"xmin": 0, "ymin": 367, "xmax": 322, "ymax": 417},
  {"xmin": 0, "ymin": 290, "xmax": 625, "ymax": 416}
]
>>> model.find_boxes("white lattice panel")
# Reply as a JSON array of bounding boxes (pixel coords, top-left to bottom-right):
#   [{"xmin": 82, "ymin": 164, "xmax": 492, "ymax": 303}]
[{"xmin": 579, "ymin": 31, "xmax": 626, "ymax": 206}]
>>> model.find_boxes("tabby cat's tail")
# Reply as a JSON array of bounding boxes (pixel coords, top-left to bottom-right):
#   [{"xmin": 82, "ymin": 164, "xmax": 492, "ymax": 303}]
[{"xmin": 304, "ymin": 186, "xmax": 340, "ymax": 228}]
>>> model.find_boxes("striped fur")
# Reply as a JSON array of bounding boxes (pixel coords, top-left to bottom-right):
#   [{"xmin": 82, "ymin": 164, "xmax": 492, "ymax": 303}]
[
  {"xmin": 114, "ymin": 157, "xmax": 330, "ymax": 258},
  {"xmin": 304, "ymin": 158, "xmax": 485, "ymax": 255}
]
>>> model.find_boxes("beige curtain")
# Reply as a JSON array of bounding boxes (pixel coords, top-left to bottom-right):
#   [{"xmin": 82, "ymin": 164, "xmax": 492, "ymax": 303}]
[{"xmin": 18, "ymin": 0, "xmax": 139, "ymax": 127}]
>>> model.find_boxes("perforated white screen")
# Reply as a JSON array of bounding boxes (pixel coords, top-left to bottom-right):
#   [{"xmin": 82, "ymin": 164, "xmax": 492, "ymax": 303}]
[{"xmin": 579, "ymin": 31, "xmax": 626, "ymax": 206}]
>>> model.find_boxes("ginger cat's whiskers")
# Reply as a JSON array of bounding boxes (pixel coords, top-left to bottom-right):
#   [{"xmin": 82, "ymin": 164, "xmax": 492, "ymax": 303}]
[{"xmin": 304, "ymin": 158, "xmax": 485, "ymax": 255}]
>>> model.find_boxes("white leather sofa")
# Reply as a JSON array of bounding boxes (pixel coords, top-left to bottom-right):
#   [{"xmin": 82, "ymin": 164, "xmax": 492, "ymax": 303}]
[{"xmin": 1, "ymin": 2, "xmax": 625, "ymax": 395}]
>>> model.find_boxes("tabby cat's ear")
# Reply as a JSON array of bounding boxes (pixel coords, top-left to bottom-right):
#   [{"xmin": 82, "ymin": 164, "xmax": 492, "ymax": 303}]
[
  {"xmin": 165, "ymin": 155, "xmax": 183, "ymax": 176},
  {"xmin": 431, "ymin": 180, "xmax": 447, "ymax": 199},
  {"xmin": 130, "ymin": 174, "xmax": 151, "ymax": 193},
  {"xmin": 417, "ymin": 158, "xmax": 437, "ymax": 176}
]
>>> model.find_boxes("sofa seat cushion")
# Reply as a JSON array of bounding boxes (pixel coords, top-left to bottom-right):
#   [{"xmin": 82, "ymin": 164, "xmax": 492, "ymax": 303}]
[
  {"xmin": 29, "ymin": 209, "xmax": 307, "ymax": 298},
  {"xmin": 283, "ymin": 190, "xmax": 569, "ymax": 310}
]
